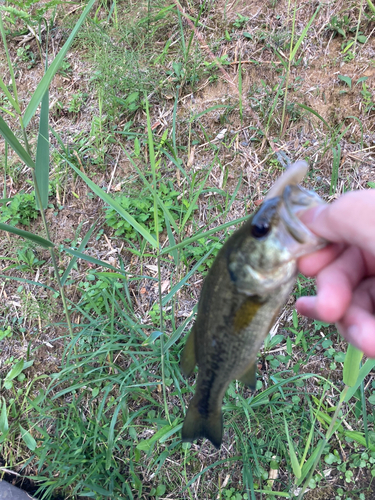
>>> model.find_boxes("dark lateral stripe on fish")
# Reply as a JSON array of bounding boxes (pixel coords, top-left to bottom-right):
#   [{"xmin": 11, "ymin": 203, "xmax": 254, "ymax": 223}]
[{"xmin": 233, "ymin": 298, "xmax": 261, "ymax": 333}]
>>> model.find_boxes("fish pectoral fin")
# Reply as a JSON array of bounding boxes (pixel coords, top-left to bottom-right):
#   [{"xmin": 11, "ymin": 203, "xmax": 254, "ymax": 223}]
[
  {"xmin": 180, "ymin": 325, "xmax": 197, "ymax": 377},
  {"xmin": 181, "ymin": 396, "xmax": 223, "ymax": 449},
  {"xmin": 238, "ymin": 362, "xmax": 257, "ymax": 391}
]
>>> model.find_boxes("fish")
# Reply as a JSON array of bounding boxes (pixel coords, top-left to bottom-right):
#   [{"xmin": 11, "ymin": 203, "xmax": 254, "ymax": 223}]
[{"xmin": 180, "ymin": 160, "xmax": 327, "ymax": 449}]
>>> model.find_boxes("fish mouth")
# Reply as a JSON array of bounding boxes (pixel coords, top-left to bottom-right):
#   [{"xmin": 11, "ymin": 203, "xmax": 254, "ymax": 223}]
[
  {"xmin": 262, "ymin": 160, "xmax": 327, "ymax": 256},
  {"xmin": 264, "ymin": 160, "xmax": 309, "ymax": 202},
  {"xmin": 279, "ymin": 183, "xmax": 327, "ymax": 256}
]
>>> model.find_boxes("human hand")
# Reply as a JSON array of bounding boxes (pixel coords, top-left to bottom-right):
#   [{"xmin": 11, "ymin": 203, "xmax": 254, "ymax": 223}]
[{"xmin": 296, "ymin": 190, "xmax": 375, "ymax": 358}]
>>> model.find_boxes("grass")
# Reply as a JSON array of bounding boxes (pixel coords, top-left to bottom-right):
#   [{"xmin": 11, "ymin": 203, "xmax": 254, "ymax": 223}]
[{"xmin": 0, "ymin": 0, "xmax": 375, "ymax": 499}]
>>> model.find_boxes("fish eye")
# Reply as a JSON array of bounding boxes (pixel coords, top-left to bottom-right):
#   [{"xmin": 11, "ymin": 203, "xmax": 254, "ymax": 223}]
[{"xmin": 251, "ymin": 222, "xmax": 270, "ymax": 238}]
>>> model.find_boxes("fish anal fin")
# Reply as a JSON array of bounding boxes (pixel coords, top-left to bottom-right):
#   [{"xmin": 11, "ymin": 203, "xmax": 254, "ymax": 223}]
[
  {"xmin": 238, "ymin": 362, "xmax": 257, "ymax": 391},
  {"xmin": 181, "ymin": 395, "xmax": 223, "ymax": 449},
  {"xmin": 180, "ymin": 325, "xmax": 197, "ymax": 377}
]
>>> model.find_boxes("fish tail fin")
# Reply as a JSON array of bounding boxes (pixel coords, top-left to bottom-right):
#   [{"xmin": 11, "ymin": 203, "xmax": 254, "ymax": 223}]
[{"xmin": 181, "ymin": 396, "xmax": 223, "ymax": 449}]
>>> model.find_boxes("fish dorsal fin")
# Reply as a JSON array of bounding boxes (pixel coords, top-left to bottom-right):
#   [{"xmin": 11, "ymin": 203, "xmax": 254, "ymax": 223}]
[
  {"xmin": 238, "ymin": 362, "xmax": 257, "ymax": 391},
  {"xmin": 180, "ymin": 324, "xmax": 197, "ymax": 377}
]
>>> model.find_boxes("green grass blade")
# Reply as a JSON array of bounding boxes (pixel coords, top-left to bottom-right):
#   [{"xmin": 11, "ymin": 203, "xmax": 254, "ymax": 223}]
[
  {"xmin": 164, "ymin": 217, "xmax": 178, "ymax": 265},
  {"xmin": 0, "ymin": 222, "xmax": 53, "ymax": 247},
  {"xmin": 0, "ymin": 76, "xmax": 20, "ymax": 112},
  {"xmin": 284, "ymin": 415, "xmax": 301, "ymax": 478},
  {"xmin": 345, "ymin": 358, "xmax": 375, "ymax": 402},
  {"xmin": 35, "ymin": 89, "xmax": 49, "ymax": 209},
  {"xmin": 266, "ymin": 75, "xmax": 285, "ymax": 131},
  {"xmin": 367, "ymin": 0, "xmax": 375, "ymax": 13},
  {"xmin": 60, "ymin": 224, "xmax": 96, "ymax": 286},
  {"xmin": 0, "ymin": 197, "xmax": 12, "ymax": 204},
  {"xmin": 68, "ymin": 161, "xmax": 158, "ymax": 248},
  {"xmin": 183, "ymin": 457, "xmax": 240, "ymax": 491},
  {"xmin": 160, "ymin": 214, "xmax": 248, "ymax": 255},
  {"xmin": 63, "ymin": 248, "xmax": 125, "ymax": 273},
  {"xmin": 122, "ymin": 147, "xmax": 179, "ymax": 232},
  {"xmin": 290, "ymin": 5, "xmax": 321, "ymax": 61},
  {"xmin": 162, "ymin": 244, "xmax": 218, "ymax": 307},
  {"xmin": 0, "ymin": 12, "xmax": 20, "ymax": 114},
  {"xmin": 23, "ymin": 0, "xmax": 96, "ymax": 126},
  {"xmin": 172, "ymin": 89, "xmax": 179, "ymax": 155},
  {"xmin": 106, "ymin": 404, "xmax": 122, "ymax": 470},
  {"xmin": 19, "ymin": 424, "xmax": 37, "ymax": 451},
  {"xmin": 361, "ymin": 377, "xmax": 369, "ymax": 448},
  {"xmin": 0, "ymin": 274, "xmax": 57, "ymax": 292},
  {"xmin": 238, "ymin": 56, "xmax": 243, "ymax": 122},
  {"xmin": 191, "ymin": 105, "xmax": 228, "ymax": 121},
  {"xmin": 0, "ymin": 115, "xmax": 35, "ymax": 169},
  {"xmin": 163, "ymin": 305, "xmax": 197, "ymax": 353},
  {"xmin": 0, "ymin": 400, "xmax": 9, "ymax": 439},
  {"xmin": 273, "ymin": 49, "xmax": 288, "ymax": 69},
  {"xmin": 330, "ymin": 145, "xmax": 341, "ymax": 195},
  {"xmin": 297, "ymin": 103, "xmax": 331, "ymax": 129},
  {"xmin": 343, "ymin": 344, "xmax": 364, "ymax": 387}
]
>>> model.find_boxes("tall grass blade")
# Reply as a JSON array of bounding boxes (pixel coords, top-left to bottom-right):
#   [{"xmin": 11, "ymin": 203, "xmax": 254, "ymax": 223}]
[
  {"xmin": 23, "ymin": 0, "xmax": 96, "ymax": 126},
  {"xmin": 343, "ymin": 344, "xmax": 363, "ymax": 387},
  {"xmin": 284, "ymin": 415, "xmax": 301, "ymax": 479},
  {"xmin": 297, "ymin": 104, "xmax": 331, "ymax": 129},
  {"xmin": 68, "ymin": 161, "xmax": 158, "ymax": 248},
  {"xmin": 361, "ymin": 377, "xmax": 369, "ymax": 447},
  {"xmin": 0, "ymin": 274, "xmax": 57, "ymax": 292},
  {"xmin": 63, "ymin": 248, "xmax": 125, "ymax": 273},
  {"xmin": 0, "ymin": 222, "xmax": 53, "ymax": 247},
  {"xmin": 106, "ymin": 404, "xmax": 122, "ymax": 470},
  {"xmin": 0, "ymin": 12, "xmax": 21, "ymax": 114},
  {"xmin": 160, "ymin": 214, "xmax": 248, "ymax": 255},
  {"xmin": 238, "ymin": 56, "xmax": 243, "ymax": 122},
  {"xmin": 163, "ymin": 306, "xmax": 196, "ymax": 352},
  {"xmin": 191, "ymin": 105, "xmax": 227, "ymax": 121},
  {"xmin": 162, "ymin": 243, "xmax": 218, "ymax": 307},
  {"xmin": 0, "ymin": 399, "xmax": 9, "ymax": 439},
  {"xmin": 345, "ymin": 359, "xmax": 375, "ymax": 402},
  {"xmin": 0, "ymin": 115, "xmax": 35, "ymax": 169},
  {"xmin": 35, "ymin": 89, "xmax": 50, "ymax": 209},
  {"xmin": 290, "ymin": 5, "xmax": 321, "ymax": 60},
  {"xmin": 330, "ymin": 145, "xmax": 341, "ymax": 195},
  {"xmin": 60, "ymin": 224, "xmax": 96, "ymax": 285},
  {"xmin": 0, "ymin": 198, "xmax": 12, "ymax": 204},
  {"xmin": 0, "ymin": 76, "xmax": 19, "ymax": 112}
]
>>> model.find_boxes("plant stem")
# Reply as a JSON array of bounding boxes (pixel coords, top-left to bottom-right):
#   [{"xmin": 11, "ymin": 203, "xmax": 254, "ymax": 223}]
[
  {"xmin": 280, "ymin": 0, "xmax": 295, "ymax": 137},
  {"xmin": 297, "ymin": 386, "xmax": 349, "ymax": 499}
]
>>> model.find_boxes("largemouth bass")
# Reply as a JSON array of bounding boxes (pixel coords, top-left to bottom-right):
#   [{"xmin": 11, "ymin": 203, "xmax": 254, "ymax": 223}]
[{"xmin": 180, "ymin": 161, "xmax": 327, "ymax": 448}]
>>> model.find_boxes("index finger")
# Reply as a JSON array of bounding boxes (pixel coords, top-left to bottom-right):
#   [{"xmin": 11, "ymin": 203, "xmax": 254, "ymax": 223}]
[{"xmin": 299, "ymin": 190, "xmax": 375, "ymax": 256}]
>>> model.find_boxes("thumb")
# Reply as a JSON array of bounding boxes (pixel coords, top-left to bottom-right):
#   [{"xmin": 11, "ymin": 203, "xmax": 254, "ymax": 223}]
[{"xmin": 299, "ymin": 190, "xmax": 375, "ymax": 256}]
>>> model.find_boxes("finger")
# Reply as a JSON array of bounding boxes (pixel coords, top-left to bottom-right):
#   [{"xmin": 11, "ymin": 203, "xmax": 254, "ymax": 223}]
[
  {"xmin": 295, "ymin": 295, "xmax": 321, "ymax": 321},
  {"xmin": 351, "ymin": 277, "xmax": 375, "ymax": 311},
  {"xmin": 296, "ymin": 246, "xmax": 366, "ymax": 323},
  {"xmin": 297, "ymin": 243, "xmax": 345, "ymax": 277},
  {"xmin": 338, "ymin": 305, "xmax": 375, "ymax": 358},
  {"xmin": 338, "ymin": 278, "xmax": 375, "ymax": 357},
  {"xmin": 299, "ymin": 190, "xmax": 375, "ymax": 256}
]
